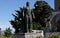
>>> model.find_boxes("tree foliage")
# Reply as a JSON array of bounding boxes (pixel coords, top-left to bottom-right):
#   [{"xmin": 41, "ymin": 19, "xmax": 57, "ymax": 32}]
[
  {"xmin": 33, "ymin": 22, "xmax": 41, "ymax": 30},
  {"xmin": 33, "ymin": 1, "xmax": 53, "ymax": 27},
  {"xmin": 10, "ymin": 8, "xmax": 27, "ymax": 33},
  {"xmin": 4, "ymin": 28, "xmax": 12, "ymax": 38},
  {"xmin": 48, "ymin": 34, "xmax": 60, "ymax": 38}
]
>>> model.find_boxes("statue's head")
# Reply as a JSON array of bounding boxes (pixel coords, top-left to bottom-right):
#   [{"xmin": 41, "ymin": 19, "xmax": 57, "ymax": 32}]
[{"xmin": 26, "ymin": 2, "xmax": 29, "ymax": 7}]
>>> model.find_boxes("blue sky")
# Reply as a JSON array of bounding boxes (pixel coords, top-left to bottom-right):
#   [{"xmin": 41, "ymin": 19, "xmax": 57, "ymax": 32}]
[{"xmin": 0, "ymin": 0, "xmax": 54, "ymax": 32}]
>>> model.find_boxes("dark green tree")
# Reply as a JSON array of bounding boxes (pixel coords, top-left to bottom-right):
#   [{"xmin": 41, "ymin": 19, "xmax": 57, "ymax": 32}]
[
  {"xmin": 4, "ymin": 28, "xmax": 12, "ymax": 38},
  {"xmin": 33, "ymin": 1, "xmax": 53, "ymax": 27},
  {"xmin": 10, "ymin": 7, "xmax": 27, "ymax": 33},
  {"xmin": 33, "ymin": 22, "xmax": 41, "ymax": 30}
]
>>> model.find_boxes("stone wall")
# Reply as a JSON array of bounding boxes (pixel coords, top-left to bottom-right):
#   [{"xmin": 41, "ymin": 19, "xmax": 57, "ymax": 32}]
[
  {"xmin": 25, "ymin": 33, "xmax": 44, "ymax": 38},
  {"xmin": 12, "ymin": 32, "xmax": 60, "ymax": 38},
  {"xmin": 12, "ymin": 33, "xmax": 25, "ymax": 38},
  {"xmin": 12, "ymin": 30, "xmax": 44, "ymax": 38},
  {"xmin": 12, "ymin": 33, "xmax": 44, "ymax": 38}
]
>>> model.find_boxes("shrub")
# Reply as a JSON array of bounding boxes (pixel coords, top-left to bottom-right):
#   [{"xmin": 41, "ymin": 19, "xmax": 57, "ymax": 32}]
[
  {"xmin": 48, "ymin": 34, "xmax": 60, "ymax": 38},
  {"xmin": 36, "ymin": 36, "xmax": 43, "ymax": 38},
  {"xmin": 4, "ymin": 28, "xmax": 12, "ymax": 38}
]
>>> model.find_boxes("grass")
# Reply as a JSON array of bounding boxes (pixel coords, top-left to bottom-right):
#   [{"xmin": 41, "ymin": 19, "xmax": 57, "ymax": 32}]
[
  {"xmin": 48, "ymin": 34, "xmax": 60, "ymax": 38},
  {"xmin": 0, "ymin": 35, "xmax": 5, "ymax": 38},
  {"xmin": 0, "ymin": 35, "xmax": 12, "ymax": 38}
]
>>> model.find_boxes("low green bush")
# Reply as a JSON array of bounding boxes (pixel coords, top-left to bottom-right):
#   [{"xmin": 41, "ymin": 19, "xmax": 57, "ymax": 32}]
[
  {"xmin": 36, "ymin": 36, "xmax": 43, "ymax": 38},
  {"xmin": 48, "ymin": 34, "xmax": 60, "ymax": 38}
]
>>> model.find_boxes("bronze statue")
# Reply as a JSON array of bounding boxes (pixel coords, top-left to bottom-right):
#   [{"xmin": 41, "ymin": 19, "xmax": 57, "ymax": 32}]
[{"xmin": 26, "ymin": 2, "xmax": 35, "ymax": 32}]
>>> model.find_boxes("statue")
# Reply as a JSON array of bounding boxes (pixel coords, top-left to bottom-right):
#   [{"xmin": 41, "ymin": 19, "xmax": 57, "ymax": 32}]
[{"xmin": 25, "ymin": 2, "xmax": 35, "ymax": 32}]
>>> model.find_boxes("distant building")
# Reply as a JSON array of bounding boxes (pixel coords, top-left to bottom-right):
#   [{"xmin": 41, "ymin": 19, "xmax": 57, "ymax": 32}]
[
  {"xmin": 51, "ymin": 0, "xmax": 60, "ymax": 32},
  {"xmin": 0, "ymin": 28, "xmax": 1, "ymax": 35},
  {"xmin": 55, "ymin": 0, "xmax": 60, "ymax": 11},
  {"xmin": 41, "ymin": 0, "xmax": 60, "ymax": 32}
]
